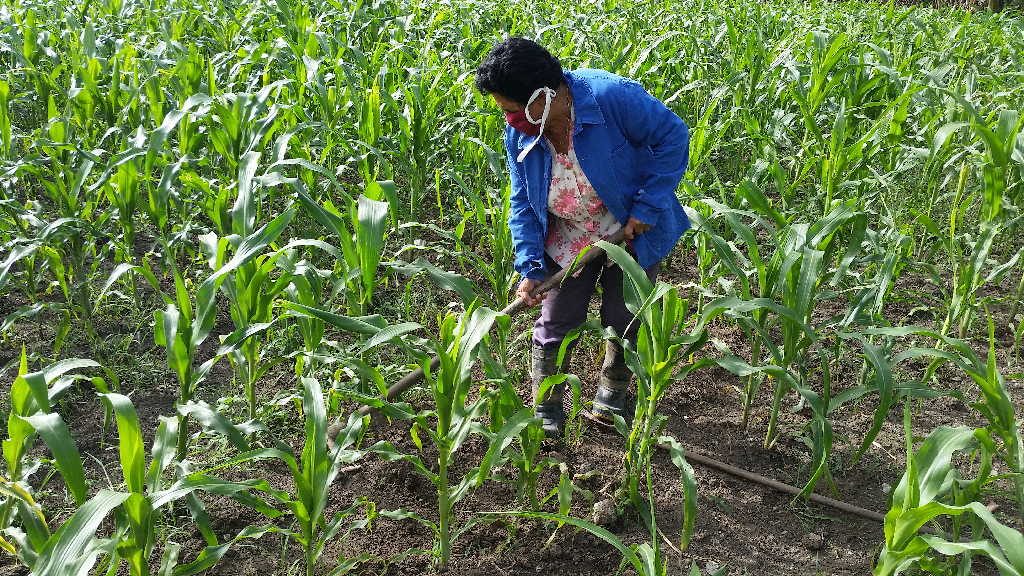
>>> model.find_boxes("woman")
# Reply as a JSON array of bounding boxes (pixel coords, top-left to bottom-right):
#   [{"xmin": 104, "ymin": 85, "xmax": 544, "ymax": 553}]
[{"xmin": 475, "ymin": 38, "xmax": 691, "ymax": 435}]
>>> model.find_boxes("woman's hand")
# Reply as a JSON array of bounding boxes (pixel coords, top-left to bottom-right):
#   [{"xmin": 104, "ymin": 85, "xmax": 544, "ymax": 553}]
[
  {"xmin": 516, "ymin": 278, "xmax": 546, "ymax": 307},
  {"xmin": 623, "ymin": 217, "xmax": 650, "ymax": 240}
]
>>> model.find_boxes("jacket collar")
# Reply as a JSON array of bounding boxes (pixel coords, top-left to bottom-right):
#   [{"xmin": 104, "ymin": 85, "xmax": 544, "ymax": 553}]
[
  {"xmin": 515, "ymin": 69, "xmax": 606, "ymax": 151},
  {"xmin": 565, "ymin": 70, "xmax": 605, "ymax": 127}
]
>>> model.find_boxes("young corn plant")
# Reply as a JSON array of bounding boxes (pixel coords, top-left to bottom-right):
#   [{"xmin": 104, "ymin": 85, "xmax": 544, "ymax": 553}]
[
  {"xmin": 1, "ymin": 354, "xmax": 273, "ymax": 574},
  {"xmin": 599, "ymin": 242, "xmax": 708, "ymax": 566},
  {"xmin": 97, "ymin": 393, "xmax": 284, "ymax": 576},
  {"xmin": 863, "ymin": 318, "xmax": 1024, "ymax": 517},
  {"xmin": 917, "ymin": 105, "xmax": 1023, "ymax": 340},
  {"xmin": 452, "ymin": 182, "xmax": 517, "ymax": 311},
  {"xmin": 282, "ymin": 256, "xmax": 330, "ymax": 370},
  {"xmin": 295, "ymin": 186, "xmax": 391, "ymax": 315},
  {"xmin": 477, "ymin": 337, "xmax": 565, "ymax": 511},
  {"xmin": 205, "ymin": 185, "xmax": 337, "ymax": 418},
  {"xmin": 197, "ymin": 376, "xmax": 376, "ymax": 576},
  {"xmin": 750, "ymin": 193, "xmax": 866, "ymax": 445},
  {"xmin": 153, "ymin": 207, "xmax": 296, "ymax": 456},
  {"xmin": 874, "ymin": 404, "xmax": 1024, "ymax": 576},
  {"xmin": 360, "ymin": 306, "xmax": 510, "ymax": 569},
  {"xmin": 695, "ymin": 186, "xmax": 884, "ymax": 492},
  {"xmin": 2, "ymin": 350, "xmax": 99, "ymax": 545}
]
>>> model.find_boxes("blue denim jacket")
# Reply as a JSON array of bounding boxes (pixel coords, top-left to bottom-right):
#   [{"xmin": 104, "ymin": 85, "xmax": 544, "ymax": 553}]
[{"xmin": 504, "ymin": 68, "xmax": 691, "ymax": 281}]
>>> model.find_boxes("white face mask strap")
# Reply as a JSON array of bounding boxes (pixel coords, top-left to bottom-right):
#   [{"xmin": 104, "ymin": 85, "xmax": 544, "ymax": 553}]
[
  {"xmin": 516, "ymin": 87, "xmax": 557, "ymax": 162},
  {"xmin": 524, "ymin": 87, "xmax": 555, "ymax": 127}
]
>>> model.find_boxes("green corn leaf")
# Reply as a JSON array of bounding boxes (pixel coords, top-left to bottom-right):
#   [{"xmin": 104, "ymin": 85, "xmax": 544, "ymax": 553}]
[
  {"xmin": 476, "ymin": 407, "xmax": 536, "ymax": 485},
  {"xmin": 172, "ymin": 524, "xmax": 283, "ymax": 576},
  {"xmin": 148, "ymin": 93, "xmax": 211, "ymax": 157},
  {"xmin": 99, "ymin": 393, "xmax": 145, "ymax": 494},
  {"xmin": 736, "ymin": 179, "xmax": 787, "ymax": 228},
  {"xmin": 933, "ymin": 122, "xmax": 967, "ymax": 152},
  {"xmin": 32, "ymin": 489, "xmax": 129, "ymax": 576},
  {"xmin": 293, "ymin": 183, "xmax": 348, "ymax": 239},
  {"xmin": 151, "ymin": 474, "xmax": 286, "ymax": 511},
  {"xmin": 19, "ymin": 412, "xmax": 88, "ymax": 505},
  {"xmin": 216, "ymin": 321, "xmax": 276, "ymax": 356},
  {"xmin": 358, "ymin": 322, "xmax": 422, "ymax": 354},
  {"xmin": 917, "ymin": 538, "xmax": 1020, "ymax": 576},
  {"xmin": 231, "ymin": 150, "xmax": 261, "ymax": 236},
  {"xmin": 596, "ymin": 241, "xmax": 654, "ymax": 310},
  {"xmin": 659, "ymin": 435, "xmax": 698, "ymax": 551},
  {"xmin": 147, "ymin": 416, "xmax": 179, "ymax": 493},
  {"xmin": 0, "ymin": 477, "xmax": 50, "ymax": 550},
  {"xmin": 282, "ymin": 301, "xmax": 384, "ymax": 335},
  {"xmin": 195, "ymin": 207, "xmax": 296, "ymax": 346},
  {"xmin": 177, "ymin": 402, "xmax": 251, "ymax": 452},
  {"xmin": 355, "ymin": 194, "xmax": 390, "ymax": 300},
  {"xmin": 853, "ymin": 341, "xmax": 895, "ymax": 463},
  {"xmin": 490, "ymin": 511, "xmax": 644, "ymax": 572},
  {"xmin": 453, "ymin": 307, "xmax": 503, "ymax": 384},
  {"xmin": 20, "ymin": 358, "xmax": 101, "ymax": 413},
  {"xmin": 0, "ymin": 243, "xmax": 41, "ymax": 294},
  {"xmin": 298, "ymin": 376, "xmax": 332, "ymax": 532},
  {"xmin": 389, "ymin": 258, "xmax": 478, "ymax": 307},
  {"xmin": 92, "ymin": 263, "xmax": 137, "ymax": 314},
  {"xmin": 158, "ymin": 541, "xmax": 182, "ymax": 576}
]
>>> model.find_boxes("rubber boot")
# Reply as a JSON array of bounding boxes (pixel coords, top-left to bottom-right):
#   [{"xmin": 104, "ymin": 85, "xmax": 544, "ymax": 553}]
[
  {"xmin": 590, "ymin": 340, "xmax": 631, "ymax": 425},
  {"xmin": 532, "ymin": 343, "xmax": 568, "ymax": 436}
]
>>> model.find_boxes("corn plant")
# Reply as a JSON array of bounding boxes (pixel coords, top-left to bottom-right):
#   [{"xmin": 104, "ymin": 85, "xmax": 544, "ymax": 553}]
[
  {"xmin": 295, "ymin": 186, "xmax": 391, "ymax": 315},
  {"xmin": 693, "ymin": 189, "xmax": 871, "ymax": 496},
  {"xmin": 861, "ymin": 319, "xmax": 1024, "ymax": 517},
  {"xmin": 194, "ymin": 376, "xmax": 376, "ymax": 576},
  {"xmin": 916, "ymin": 104, "xmax": 1024, "ymax": 340},
  {"xmin": 0, "ymin": 78, "xmax": 10, "ymax": 160},
  {"xmin": 478, "ymin": 342, "xmax": 562, "ymax": 511},
  {"xmin": 282, "ymin": 256, "xmax": 330, "ymax": 369},
  {"xmin": 874, "ymin": 404, "xmax": 1024, "ymax": 576},
  {"xmin": 349, "ymin": 306, "xmax": 509, "ymax": 568},
  {"xmin": 1, "ymin": 356, "xmax": 276, "ymax": 574},
  {"xmin": 97, "ymin": 393, "xmax": 286, "ymax": 576},
  {"xmin": 451, "ymin": 182, "xmax": 517, "ymax": 311},
  {"xmin": 2, "ymin": 350, "xmax": 99, "ymax": 539},
  {"xmin": 205, "ymin": 175, "xmax": 335, "ymax": 418},
  {"xmin": 599, "ymin": 242, "xmax": 708, "ymax": 567},
  {"xmin": 153, "ymin": 207, "xmax": 296, "ymax": 455}
]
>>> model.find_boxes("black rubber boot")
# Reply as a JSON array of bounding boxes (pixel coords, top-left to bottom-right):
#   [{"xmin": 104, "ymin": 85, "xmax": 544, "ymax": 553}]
[
  {"xmin": 532, "ymin": 343, "xmax": 569, "ymax": 437},
  {"xmin": 590, "ymin": 340, "xmax": 632, "ymax": 425}
]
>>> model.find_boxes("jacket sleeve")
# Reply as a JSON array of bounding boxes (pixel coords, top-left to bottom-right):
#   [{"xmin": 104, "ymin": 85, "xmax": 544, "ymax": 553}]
[
  {"xmin": 506, "ymin": 135, "xmax": 547, "ymax": 281},
  {"xmin": 610, "ymin": 79, "xmax": 690, "ymax": 226}
]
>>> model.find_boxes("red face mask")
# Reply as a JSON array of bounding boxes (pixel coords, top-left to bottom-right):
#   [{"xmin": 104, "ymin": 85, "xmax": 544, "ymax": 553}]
[{"xmin": 505, "ymin": 110, "xmax": 540, "ymax": 136}]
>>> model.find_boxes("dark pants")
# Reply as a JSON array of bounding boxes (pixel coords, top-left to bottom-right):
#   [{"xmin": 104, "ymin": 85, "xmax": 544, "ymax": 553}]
[{"xmin": 532, "ymin": 254, "xmax": 660, "ymax": 348}]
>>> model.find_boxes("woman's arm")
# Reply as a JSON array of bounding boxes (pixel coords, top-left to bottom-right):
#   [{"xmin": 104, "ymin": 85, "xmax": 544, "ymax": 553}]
[
  {"xmin": 506, "ymin": 135, "xmax": 547, "ymax": 281},
  {"xmin": 610, "ymin": 79, "xmax": 690, "ymax": 227}
]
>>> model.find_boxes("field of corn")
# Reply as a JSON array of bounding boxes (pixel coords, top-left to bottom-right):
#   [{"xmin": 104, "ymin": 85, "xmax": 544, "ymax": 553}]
[{"xmin": 1, "ymin": 0, "xmax": 1024, "ymax": 573}]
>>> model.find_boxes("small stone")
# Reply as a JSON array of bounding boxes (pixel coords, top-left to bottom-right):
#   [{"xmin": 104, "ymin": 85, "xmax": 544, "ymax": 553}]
[
  {"xmin": 881, "ymin": 483, "xmax": 892, "ymax": 495},
  {"xmin": 804, "ymin": 533, "xmax": 825, "ymax": 551},
  {"xmin": 705, "ymin": 561, "xmax": 721, "ymax": 573},
  {"xmin": 592, "ymin": 498, "xmax": 617, "ymax": 527}
]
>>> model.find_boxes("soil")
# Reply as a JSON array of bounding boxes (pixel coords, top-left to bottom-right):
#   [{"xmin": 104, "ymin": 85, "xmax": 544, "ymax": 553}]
[{"xmin": 1, "ymin": 250, "xmax": 1021, "ymax": 576}]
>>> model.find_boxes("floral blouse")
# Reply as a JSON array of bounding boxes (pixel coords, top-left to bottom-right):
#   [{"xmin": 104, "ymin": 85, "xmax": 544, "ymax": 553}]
[{"xmin": 545, "ymin": 126, "xmax": 621, "ymax": 269}]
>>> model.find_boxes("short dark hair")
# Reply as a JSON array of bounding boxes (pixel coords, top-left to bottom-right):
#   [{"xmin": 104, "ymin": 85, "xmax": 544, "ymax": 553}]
[{"xmin": 475, "ymin": 37, "xmax": 564, "ymax": 105}]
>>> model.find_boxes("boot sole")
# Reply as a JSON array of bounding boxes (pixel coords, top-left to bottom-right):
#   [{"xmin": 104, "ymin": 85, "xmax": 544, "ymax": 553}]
[{"xmin": 582, "ymin": 409, "xmax": 618, "ymax": 428}]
